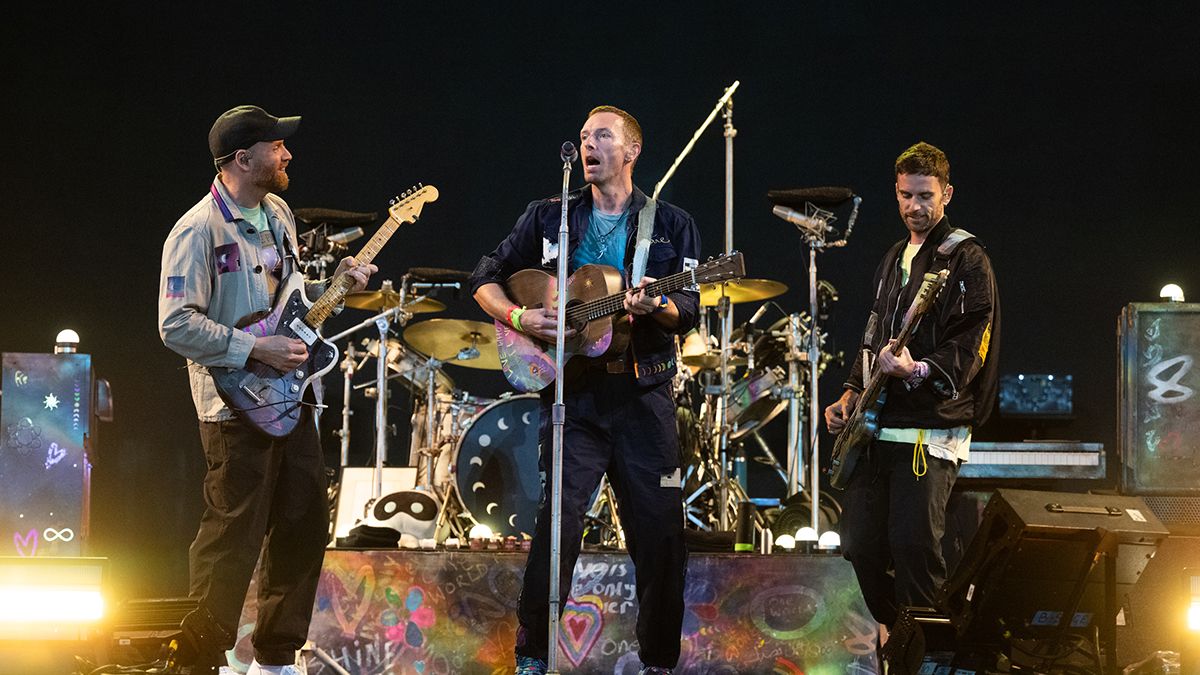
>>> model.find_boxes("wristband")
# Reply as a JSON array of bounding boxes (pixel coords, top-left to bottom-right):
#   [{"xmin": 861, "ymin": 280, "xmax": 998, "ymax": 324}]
[
  {"xmin": 904, "ymin": 360, "xmax": 929, "ymax": 390},
  {"xmin": 652, "ymin": 294, "xmax": 669, "ymax": 313},
  {"xmin": 508, "ymin": 306, "xmax": 526, "ymax": 332}
]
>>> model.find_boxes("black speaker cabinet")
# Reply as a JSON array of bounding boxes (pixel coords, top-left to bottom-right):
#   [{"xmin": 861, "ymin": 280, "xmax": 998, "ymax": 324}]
[{"xmin": 939, "ymin": 488, "xmax": 1168, "ymax": 649}]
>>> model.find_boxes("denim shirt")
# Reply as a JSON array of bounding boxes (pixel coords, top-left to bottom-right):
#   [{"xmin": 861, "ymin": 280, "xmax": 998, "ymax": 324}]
[
  {"xmin": 159, "ymin": 178, "xmax": 304, "ymax": 421},
  {"xmin": 469, "ymin": 185, "xmax": 701, "ymax": 388}
]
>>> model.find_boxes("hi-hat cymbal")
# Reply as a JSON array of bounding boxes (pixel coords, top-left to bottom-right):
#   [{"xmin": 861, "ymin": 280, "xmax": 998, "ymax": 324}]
[
  {"xmin": 344, "ymin": 289, "xmax": 446, "ymax": 313},
  {"xmin": 681, "ymin": 352, "xmax": 748, "ymax": 370},
  {"xmin": 403, "ymin": 319, "xmax": 501, "ymax": 370},
  {"xmin": 699, "ymin": 279, "xmax": 788, "ymax": 306}
]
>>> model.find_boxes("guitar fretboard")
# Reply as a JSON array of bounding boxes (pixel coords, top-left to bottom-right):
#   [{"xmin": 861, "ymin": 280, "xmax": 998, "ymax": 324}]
[
  {"xmin": 565, "ymin": 268, "xmax": 697, "ymax": 324},
  {"xmin": 305, "ymin": 215, "xmax": 402, "ymax": 326}
]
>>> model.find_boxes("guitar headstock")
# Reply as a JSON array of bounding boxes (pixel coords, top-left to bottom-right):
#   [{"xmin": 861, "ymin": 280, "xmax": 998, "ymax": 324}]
[
  {"xmin": 693, "ymin": 251, "xmax": 746, "ymax": 284},
  {"xmin": 388, "ymin": 184, "xmax": 439, "ymax": 224},
  {"xmin": 902, "ymin": 269, "xmax": 950, "ymax": 326}
]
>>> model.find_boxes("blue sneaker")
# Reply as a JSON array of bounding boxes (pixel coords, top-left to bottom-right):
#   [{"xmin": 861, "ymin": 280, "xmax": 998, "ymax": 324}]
[
  {"xmin": 639, "ymin": 668, "xmax": 672, "ymax": 674},
  {"xmin": 516, "ymin": 655, "xmax": 548, "ymax": 675}
]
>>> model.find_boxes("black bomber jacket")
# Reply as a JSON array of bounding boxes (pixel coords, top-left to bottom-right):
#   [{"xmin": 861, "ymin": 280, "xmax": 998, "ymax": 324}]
[{"xmin": 844, "ymin": 217, "xmax": 1001, "ymax": 429}]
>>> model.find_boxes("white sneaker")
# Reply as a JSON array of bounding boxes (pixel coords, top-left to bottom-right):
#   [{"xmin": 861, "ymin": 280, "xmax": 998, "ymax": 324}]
[{"xmin": 245, "ymin": 660, "xmax": 306, "ymax": 675}]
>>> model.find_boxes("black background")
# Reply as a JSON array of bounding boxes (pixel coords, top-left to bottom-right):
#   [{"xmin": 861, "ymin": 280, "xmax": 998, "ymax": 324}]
[{"xmin": 2, "ymin": 3, "xmax": 1197, "ymax": 600}]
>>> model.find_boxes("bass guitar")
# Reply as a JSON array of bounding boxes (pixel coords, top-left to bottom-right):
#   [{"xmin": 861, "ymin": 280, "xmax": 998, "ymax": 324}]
[
  {"xmin": 211, "ymin": 185, "xmax": 438, "ymax": 438},
  {"xmin": 827, "ymin": 269, "xmax": 949, "ymax": 489},
  {"xmin": 494, "ymin": 252, "xmax": 745, "ymax": 392}
]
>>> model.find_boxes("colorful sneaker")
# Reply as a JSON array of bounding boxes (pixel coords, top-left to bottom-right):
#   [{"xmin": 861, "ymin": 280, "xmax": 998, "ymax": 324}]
[
  {"xmin": 639, "ymin": 668, "xmax": 673, "ymax": 674},
  {"xmin": 515, "ymin": 655, "xmax": 548, "ymax": 675}
]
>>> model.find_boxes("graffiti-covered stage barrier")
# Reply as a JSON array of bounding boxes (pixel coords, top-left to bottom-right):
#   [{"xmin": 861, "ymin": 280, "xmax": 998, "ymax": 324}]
[{"xmin": 235, "ymin": 550, "xmax": 878, "ymax": 674}]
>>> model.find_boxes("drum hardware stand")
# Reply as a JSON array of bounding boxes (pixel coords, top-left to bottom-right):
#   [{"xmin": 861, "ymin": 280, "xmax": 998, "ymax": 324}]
[
  {"xmin": 326, "ymin": 281, "xmax": 436, "ymax": 518},
  {"xmin": 583, "ymin": 476, "xmax": 625, "ymax": 549},
  {"xmin": 334, "ymin": 341, "xmax": 358, "ymax": 470}
]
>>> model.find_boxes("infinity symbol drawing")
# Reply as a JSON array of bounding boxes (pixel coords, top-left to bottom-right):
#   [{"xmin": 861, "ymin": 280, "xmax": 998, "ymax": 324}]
[{"xmin": 43, "ymin": 527, "xmax": 75, "ymax": 542}]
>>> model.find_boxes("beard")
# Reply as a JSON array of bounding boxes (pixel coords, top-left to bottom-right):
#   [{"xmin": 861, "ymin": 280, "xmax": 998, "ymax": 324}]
[{"xmin": 252, "ymin": 162, "xmax": 289, "ymax": 193}]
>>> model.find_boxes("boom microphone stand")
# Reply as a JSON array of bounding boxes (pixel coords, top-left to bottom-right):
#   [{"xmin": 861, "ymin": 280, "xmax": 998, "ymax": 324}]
[
  {"xmin": 653, "ymin": 80, "xmax": 740, "ymax": 529},
  {"xmin": 547, "ymin": 140, "xmax": 577, "ymax": 675}
]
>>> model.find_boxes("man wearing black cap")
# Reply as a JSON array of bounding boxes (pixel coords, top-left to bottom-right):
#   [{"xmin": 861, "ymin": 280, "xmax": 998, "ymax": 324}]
[{"xmin": 159, "ymin": 105, "xmax": 376, "ymax": 675}]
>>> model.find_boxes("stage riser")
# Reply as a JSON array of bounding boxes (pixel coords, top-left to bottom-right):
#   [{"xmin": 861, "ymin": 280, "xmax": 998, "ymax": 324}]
[{"xmin": 235, "ymin": 551, "xmax": 878, "ymax": 674}]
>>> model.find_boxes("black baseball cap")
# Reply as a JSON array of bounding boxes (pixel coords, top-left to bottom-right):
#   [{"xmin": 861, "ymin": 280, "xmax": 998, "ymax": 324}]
[{"xmin": 209, "ymin": 105, "xmax": 301, "ymax": 162}]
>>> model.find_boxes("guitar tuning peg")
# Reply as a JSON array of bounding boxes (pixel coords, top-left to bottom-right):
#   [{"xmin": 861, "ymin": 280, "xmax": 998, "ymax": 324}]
[{"xmin": 389, "ymin": 198, "xmax": 397, "ymax": 205}]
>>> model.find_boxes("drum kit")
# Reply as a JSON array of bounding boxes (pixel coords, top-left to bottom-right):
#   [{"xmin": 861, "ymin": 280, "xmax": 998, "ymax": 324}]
[
  {"xmin": 318, "ymin": 267, "xmax": 544, "ymax": 543},
  {"xmin": 674, "ymin": 277, "xmax": 841, "ymax": 532},
  {"xmin": 316, "ymin": 259, "xmax": 840, "ymax": 545}
]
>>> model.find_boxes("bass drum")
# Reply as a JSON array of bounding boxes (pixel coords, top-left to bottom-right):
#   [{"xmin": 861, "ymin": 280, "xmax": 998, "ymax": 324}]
[{"xmin": 453, "ymin": 394, "xmax": 542, "ymax": 538}]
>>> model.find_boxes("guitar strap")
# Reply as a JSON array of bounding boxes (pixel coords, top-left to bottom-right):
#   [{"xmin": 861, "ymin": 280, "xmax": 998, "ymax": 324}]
[
  {"xmin": 932, "ymin": 228, "xmax": 975, "ymax": 273},
  {"xmin": 629, "ymin": 197, "xmax": 657, "ymax": 286}
]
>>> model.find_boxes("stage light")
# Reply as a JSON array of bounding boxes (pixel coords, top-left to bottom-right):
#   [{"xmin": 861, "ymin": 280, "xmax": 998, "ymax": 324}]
[
  {"xmin": 0, "ymin": 557, "xmax": 107, "ymax": 641},
  {"xmin": 468, "ymin": 523, "xmax": 493, "ymax": 540},
  {"xmin": 774, "ymin": 534, "xmax": 796, "ymax": 551},
  {"xmin": 818, "ymin": 530, "xmax": 841, "ymax": 552},
  {"xmin": 54, "ymin": 328, "xmax": 81, "ymax": 354},
  {"xmin": 1160, "ymin": 284, "xmax": 1185, "ymax": 303},
  {"xmin": 795, "ymin": 526, "xmax": 819, "ymax": 553},
  {"xmin": 1186, "ymin": 572, "xmax": 1200, "ymax": 632}
]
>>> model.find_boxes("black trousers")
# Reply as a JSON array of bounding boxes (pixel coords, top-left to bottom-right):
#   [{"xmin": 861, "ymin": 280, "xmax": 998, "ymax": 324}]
[
  {"xmin": 839, "ymin": 439, "xmax": 959, "ymax": 627},
  {"xmin": 515, "ymin": 374, "xmax": 686, "ymax": 668},
  {"xmin": 191, "ymin": 410, "xmax": 328, "ymax": 665}
]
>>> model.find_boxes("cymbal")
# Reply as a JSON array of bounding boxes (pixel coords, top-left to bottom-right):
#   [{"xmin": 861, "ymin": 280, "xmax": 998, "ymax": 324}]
[
  {"xmin": 700, "ymin": 279, "xmax": 788, "ymax": 306},
  {"xmin": 403, "ymin": 319, "xmax": 501, "ymax": 370},
  {"xmin": 344, "ymin": 289, "xmax": 446, "ymax": 313},
  {"xmin": 681, "ymin": 353, "xmax": 747, "ymax": 370}
]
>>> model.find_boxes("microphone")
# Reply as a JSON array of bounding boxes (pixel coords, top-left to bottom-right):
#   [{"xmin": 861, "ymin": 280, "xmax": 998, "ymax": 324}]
[
  {"xmin": 327, "ymin": 226, "xmax": 364, "ymax": 245},
  {"xmin": 748, "ymin": 303, "xmax": 769, "ymax": 327},
  {"xmin": 560, "ymin": 141, "xmax": 578, "ymax": 164},
  {"xmin": 772, "ymin": 205, "xmax": 833, "ymax": 235}
]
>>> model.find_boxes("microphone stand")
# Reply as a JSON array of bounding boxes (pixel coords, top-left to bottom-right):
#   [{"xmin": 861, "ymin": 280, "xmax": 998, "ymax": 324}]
[
  {"xmin": 547, "ymin": 144, "xmax": 574, "ymax": 675},
  {"xmin": 653, "ymin": 81, "xmax": 740, "ymax": 529}
]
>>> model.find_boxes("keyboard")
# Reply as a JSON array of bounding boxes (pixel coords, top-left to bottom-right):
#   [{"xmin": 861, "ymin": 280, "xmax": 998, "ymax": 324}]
[{"xmin": 959, "ymin": 442, "xmax": 1105, "ymax": 480}]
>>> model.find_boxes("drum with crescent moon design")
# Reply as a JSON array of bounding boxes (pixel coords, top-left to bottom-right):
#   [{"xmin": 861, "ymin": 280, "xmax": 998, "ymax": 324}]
[{"xmin": 452, "ymin": 394, "xmax": 542, "ymax": 538}]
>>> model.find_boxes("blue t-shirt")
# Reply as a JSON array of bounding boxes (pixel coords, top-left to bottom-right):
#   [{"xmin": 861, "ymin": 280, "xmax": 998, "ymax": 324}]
[{"xmin": 573, "ymin": 207, "xmax": 627, "ymax": 271}]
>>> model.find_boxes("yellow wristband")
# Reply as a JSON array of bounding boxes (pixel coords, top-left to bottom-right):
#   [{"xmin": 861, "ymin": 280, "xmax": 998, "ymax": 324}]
[{"xmin": 509, "ymin": 306, "xmax": 526, "ymax": 332}]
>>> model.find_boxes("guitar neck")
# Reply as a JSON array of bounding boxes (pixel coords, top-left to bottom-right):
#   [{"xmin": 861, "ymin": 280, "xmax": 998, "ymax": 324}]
[
  {"xmin": 566, "ymin": 267, "xmax": 695, "ymax": 324},
  {"xmin": 853, "ymin": 312, "xmax": 922, "ymax": 415},
  {"xmin": 304, "ymin": 213, "xmax": 402, "ymax": 326}
]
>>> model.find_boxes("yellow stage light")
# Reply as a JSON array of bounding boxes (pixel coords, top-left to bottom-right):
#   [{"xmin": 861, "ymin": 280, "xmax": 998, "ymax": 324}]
[{"xmin": 0, "ymin": 557, "xmax": 107, "ymax": 641}]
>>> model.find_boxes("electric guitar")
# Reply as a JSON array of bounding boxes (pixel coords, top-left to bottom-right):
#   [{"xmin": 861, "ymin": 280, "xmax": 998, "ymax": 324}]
[
  {"xmin": 494, "ymin": 252, "xmax": 745, "ymax": 392},
  {"xmin": 827, "ymin": 269, "xmax": 949, "ymax": 489},
  {"xmin": 211, "ymin": 185, "xmax": 439, "ymax": 438}
]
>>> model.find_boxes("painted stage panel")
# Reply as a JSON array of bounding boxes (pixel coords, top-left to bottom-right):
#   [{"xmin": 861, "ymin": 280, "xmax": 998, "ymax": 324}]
[{"xmin": 236, "ymin": 550, "xmax": 878, "ymax": 674}]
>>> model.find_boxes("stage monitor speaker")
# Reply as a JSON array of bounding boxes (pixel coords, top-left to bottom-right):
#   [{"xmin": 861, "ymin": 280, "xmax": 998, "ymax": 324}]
[{"xmin": 939, "ymin": 488, "xmax": 1168, "ymax": 648}]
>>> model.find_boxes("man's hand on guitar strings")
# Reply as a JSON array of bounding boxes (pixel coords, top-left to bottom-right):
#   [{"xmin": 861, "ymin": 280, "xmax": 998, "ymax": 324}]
[
  {"xmin": 519, "ymin": 306, "xmax": 577, "ymax": 343},
  {"xmin": 334, "ymin": 256, "xmax": 378, "ymax": 293},
  {"xmin": 250, "ymin": 335, "xmax": 309, "ymax": 371},
  {"xmin": 877, "ymin": 339, "xmax": 917, "ymax": 378},
  {"xmin": 824, "ymin": 389, "xmax": 859, "ymax": 433}
]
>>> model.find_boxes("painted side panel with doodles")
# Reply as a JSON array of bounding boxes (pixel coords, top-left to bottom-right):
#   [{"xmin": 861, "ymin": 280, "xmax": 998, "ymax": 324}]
[
  {"xmin": 1120, "ymin": 303, "xmax": 1200, "ymax": 494},
  {"xmin": 0, "ymin": 352, "xmax": 92, "ymax": 557},
  {"xmin": 234, "ymin": 551, "xmax": 878, "ymax": 674}
]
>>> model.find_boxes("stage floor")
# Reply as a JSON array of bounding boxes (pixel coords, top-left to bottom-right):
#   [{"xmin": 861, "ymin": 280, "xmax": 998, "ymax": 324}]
[{"xmin": 234, "ymin": 549, "xmax": 878, "ymax": 674}]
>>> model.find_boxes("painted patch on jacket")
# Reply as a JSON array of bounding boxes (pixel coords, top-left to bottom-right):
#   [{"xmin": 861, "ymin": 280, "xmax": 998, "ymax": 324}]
[
  {"xmin": 214, "ymin": 243, "xmax": 241, "ymax": 274},
  {"xmin": 165, "ymin": 276, "xmax": 185, "ymax": 298}
]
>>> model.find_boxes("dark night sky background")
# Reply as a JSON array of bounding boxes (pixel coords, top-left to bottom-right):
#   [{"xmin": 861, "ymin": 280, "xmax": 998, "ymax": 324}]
[{"xmin": 2, "ymin": 3, "xmax": 1198, "ymax": 600}]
